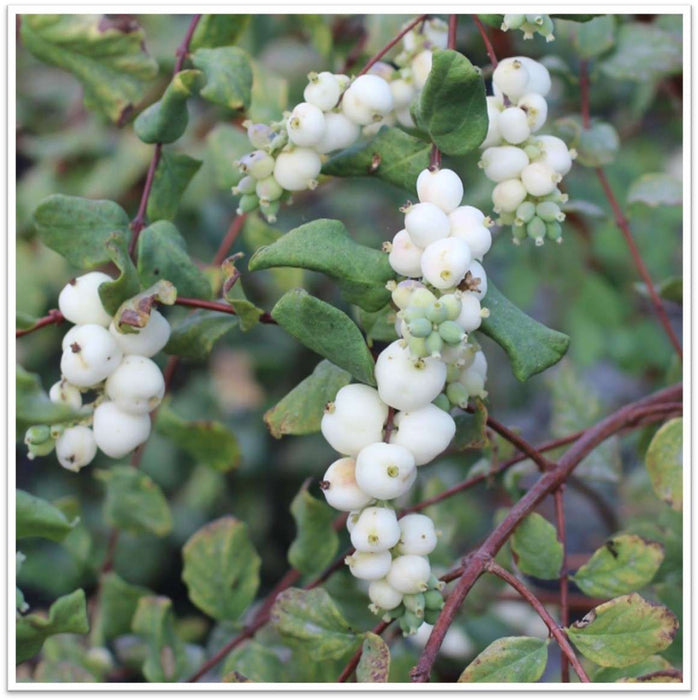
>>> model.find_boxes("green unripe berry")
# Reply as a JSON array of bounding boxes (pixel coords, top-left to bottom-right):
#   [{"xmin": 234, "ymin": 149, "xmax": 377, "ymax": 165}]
[
  {"xmin": 237, "ymin": 193, "xmax": 260, "ymax": 214},
  {"xmin": 259, "ymin": 200, "xmax": 280, "ymax": 223},
  {"xmin": 425, "ymin": 331, "xmax": 443, "ymax": 357},
  {"xmin": 440, "ymin": 294, "xmax": 462, "ymax": 321},
  {"xmin": 538, "ymin": 15, "xmax": 555, "ymax": 37},
  {"xmin": 438, "ymin": 320, "xmax": 466, "ymax": 346},
  {"xmin": 498, "ymin": 211, "xmax": 516, "ymax": 226},
  {"xmin": 407, "ymin": 317, "xmax": 433, "ymax": 338},
  {"xmin": 446, "ymin": 363, "xmax": 461, "ymax": 383},
  {"xmin": 424, "ymin": 589, "xmax": 445, "ymax": 611},
  {"xmin": 546, "ymin": 221, "xmax": 563, "ymax": 241},
  {"xmin": 408, "ymin": 336, "xmax": 428, "ymax": 358},
  {"xmin": 526, "ymin": 216, "xmax": 546, "ymax": 244},
  {"xmin": 433, "ymin": 393, "xmax": 450, "ymax": 412},
  {"xmin": 233, "ymin": 175, "xmax": 257, "ymax": 195},
  {"xmin": 424, "ymin": 608, "xmax": 441, "ymax": 625},
  {"xmin": 403, "ymin": 305, "xmax": 427, "ymax": 323},
  {"xmin": 25, "ymin": 424, "xmax": 51, "ymax": 445},
  {"xmin": 516, "ymin": 201, "xmax": 536, "ymax": 224},
  {"xmin": 425, "ymin": 301, "xmax": 449, "ymax": 324},
  {"xmin": 446, "ymin": 381, "xmax": 469, "ymax": 408},
  {"xmin": 399, "ymin": 610, "xmax": 423, "ymax": 636},
  {"xmin": 512, "ymin": 223, "xmax": 527, "ymax": 242},
  {"xmin": 410, "ymin": 288, "xmax": 438, "ymax": 309},
  {"xmin": 403, "ymin": 593, "xmax": 426, "ymax": 617},
  {"xmin": 387, "ymin": 603, "xmax": 406, "ymax": 619},
  {"xmin": 256, "ymin": 175, "xmax": 284, "ymax": 203},
  {"xmin": 536, "ymin": 200, "xmax": 561, "ymax": 222},
  {"xmin": 502, "ymin": 13, "xmax": 525, "ymax": 30}
]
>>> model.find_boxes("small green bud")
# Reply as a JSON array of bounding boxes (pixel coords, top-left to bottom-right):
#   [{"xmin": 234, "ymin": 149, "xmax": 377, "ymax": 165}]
[
  {"xmin": 259, "ymin": 199, "xmax": 280, "ymax": 223},
  {"xmin": 232, "ymin": 175, "xmax": 256, "ymax": 195},
  {"xmin": 498, "ymin": 211, "xmax": 516, "ymax": 226},
  {"xmin": 387, "ymin": 603, "xmax": 406, "ymax": 620},
  {"xmin": 399, "ymin": 610, "xmax": 422, "ymax": 637},
  {"xmin": 536, "ymin": 200, "xmax": 561, "ymax": 222},
  {"xmin": 408, "ymin": 336, "xmax": 428, "ymax": 358},
  {"xmin": 237, "ymin": 193, "xmax": 260, "ymax": 214},
  {"xmin": 526, "ymin": 216, "xmax": 546, "ymax": 245},
  {"xmin": 446, "ymin": 363, "xmax": 461, "ymax": 383},
  {"xmin": 425, "ymin": 331, "xmax": 443, "ymax": 357},
  {"xmin": 407, "ymin": 317, "xmax": 433, "ymax": 338},
  {"xmin": 25, "ymin": 425, "xmax": 51, "ymax": 445},
  {"xmin": 440, "ymin": 294, "xmax": 462, "ymax": 321},
  {"xmin": 512, "ymin": 223, "xmax": 527, "ymax": 243},
  {"xmin": 446, "ymin": 381, "xmax": 469, "ymax": 408},
  {"xmin": 516, "ymin": 201, "xmax": 536, "ymax": 224},
  {"xmin": 410, "ymin": 288, "xmax": 438, "ymax": 309},
  {"xmin": 538, "ymin": 15, "xmax": 555, "ymax": 38},
  {"xmin": 403, "ymin": 305, "xmax": 426, "ymax": 322},
  {"xmin": 425, "ymin": 301, "xmax": 449, "ymax": 324},
  {"xmin": 256, "ymin": 175, "xmax": 283, "ymax": 203},
  {"xmin": 502, "ymin": 13, "xmax": 525, "ymax": 30},
  {"xmin": 424, "ymin": 607, "xmax": 441, "ymax": 625},
  {"xmin": 424, "ymin": 589, "xmax": 445, "ymax": 611},
  {"xmin": 546, "ymin": 221, "xmax": 563, "ymax": 242},
  {"xmin": 403, "ymin": 593, "xmax": 426, "ymax": 617},
  {"xmin": 432, "ymin": 393, "xmax": 450, "ymax": 412},
  {"xmin": 438, "ymin": 320, "xmax": 466, "ymax": 346}
]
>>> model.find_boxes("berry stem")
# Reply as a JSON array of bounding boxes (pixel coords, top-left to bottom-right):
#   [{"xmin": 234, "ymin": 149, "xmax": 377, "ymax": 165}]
[
  {"xmin": 173, "ymin": 296, "xmax": 277, "ymax": 324},
  {"xmin": 485, "ymin": 560, "xmax": 589, "ymax": 682},
  {"xmin": 16, "ymin": 308, "xmax": 64, "ymax": 337},
  {"xmin": 471, "ymin": 15, "xmax": 498, "ymax": 68}
]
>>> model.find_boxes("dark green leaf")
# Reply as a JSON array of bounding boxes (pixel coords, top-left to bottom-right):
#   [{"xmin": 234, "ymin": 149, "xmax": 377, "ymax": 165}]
[
  {"xmin": 572, "ymin": 534, "xmax": 664, "ymax": 598},
  {"xmin": 551, "ymin": 14, "xmax": 600, "ymax": 21},
  {"xmin": 206, "ymin": 123, "xmax": 251, "ymax": 189},
  {"xmin": 17, "ymin": 365, "xmax": 82, "ymax": 432},
  {"xmin": 96, "ymin": 465, "xmax": 172, "ymax": 536},
  {"xmin": 271, "ymin": 290, "xmax": 376, "ymax": 386},
  {"xmin": 134, "ymin": 70, "xmax": 205, "ymax": 144},
  {"xmin": 480, "ymin": 282, "xmax": 570, "ymax": 381},
  {"xmin": 458, "ymin": 636, "xmax": 548, "ymax": 682},
  {"xmin": 131, "ymin": 596, "xmax": 186, "ymax": 682},
  {"xmin": 601, "ymin": 23, "xmax": 682, "ymax": 82},
  {"xmin": 146, "ymin": 150, "xmax": 202, "ymax": 222},
  {"xmin": 190, "ymin": 14, "xmax": 251, "ymax": 50},
  {"xmin": 221, "ymin": 261, "xmax": 263, "ymax": 331},
  {"xmin": 33, "ymin": 194, "xmax": 130, "ymax": 269},
  {"xmin": 222, "ymin": 640, "xmax": 286, "ymax": 682},
  {"xmin": 182, "ymin": 516, "xmax": 261, "ymax": 621},
  {"xmin": 288, "ymin": 482, "xmax": 339, "ymax": 575},
  {"xmin": 567, "ymin": 593, "xmax": 679, "ymax": 667},
  {"xmin": 16, "ymin": 489, "xmax": 78, "ymax": 541},
  {"xmin": 248, "ymin": 219, "xmax": 393, "ymax": 312},
  {"xmin": 572, "ymin": 15, "xmax": 616, "ymax": 59},
  {"xmin": 322, "ymin": 126, "xmax": 430, "ymax": 197},
  {"xmin": 156, "ymin": 405, "xmax": 240, "ymax": 472},
  {"xmin": 415, "ymin": 49, "xmax": 488, "ymax": 156},
  {"xmin": 164, "ymin": 309, "xmax": 237, "ymax": 359},
  {"xmin": 248, "ymin": 60, "xmax": 288, "ymax": 122},
  {"xmin": 192, "ymin": 47, "xmax": 252, "ymax": 112},
  {"xmin": 270, "ymin": 587, "xmax": 359, "ymax": 661},
  {"xmin": 510, "ymin": 513, "xmax": 563, "ymax": 579},
  {"xmin": 99, "ymin": 233, "xmax": 141, "ymax": 315},
  {"xmin": 264, "ymin": 360, "xmax": 351, "ymax": 439},
  {"xmin": 645, "ymin": 418, "xmax": 682, "ymax": 510},
  {"xmin": 356, "ymin": 305, "xmax": 399, "ymax": 346},
  {"xmin": 628, "ymin": 173, "xmax": 682, "ymax": 208},
  {"xmin": 137, "ymin": 221, "xmax": 212, "ymax": 300},
  {"xmin": 98, "ymin": 572, "xmax": 152, "ymax": 640},
  {"xmin": 452, "ymin": 399, "xmax": 489, "ymax": 450},
  {"xmin": 357, "ymin": 632, "xmax": 390, "ymax": 682},
  {"xmin": 19, "ymin": 15, "xmax": 157, "ymax": 123},
  {"xmin": 593, "ymin": 655, "xmax": 672, "ymax": 682},
  {"xmin": 16, "ymin": 589, "xmax": 89, "ymax": 664}
]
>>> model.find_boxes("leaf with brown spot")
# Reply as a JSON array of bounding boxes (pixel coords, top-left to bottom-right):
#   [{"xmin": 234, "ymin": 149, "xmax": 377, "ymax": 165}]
[
  {"xmin": 113, "ymin": 280, "xmax": 176, "ymax": 333},
  {"xmin": 356, "ymin": 632, "xmax": 390, "ymax": 682}
]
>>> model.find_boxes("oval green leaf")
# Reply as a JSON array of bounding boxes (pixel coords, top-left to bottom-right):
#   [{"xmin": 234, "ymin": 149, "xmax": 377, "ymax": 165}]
[
  {"xmin": 458, "ymin": 636, "xmax": 548, "ymax": 683},
  {"xmin": 645, "ymin": 418, "xmax": 682, "ymax": 511},
  {"xmin": 510, "ymin": 513, "xmax": 563, "ymax": 580},
  {"xmin": 357, "ymin": 632, "xmax": 390, "ymax": 683}
]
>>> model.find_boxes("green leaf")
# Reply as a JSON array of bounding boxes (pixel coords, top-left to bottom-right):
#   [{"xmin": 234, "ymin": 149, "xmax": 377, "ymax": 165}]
[
  {"xmin": 134, "ymin": 70, "xmax": 205, "ymax": 144},
  {"xmin": 221, "ymin": 261, "xmax": 263, "ymax": 331},
  {"xmin": 593, "ymin": 655, "xmax": 672, "ymax": 682},
  {"xmin": 601, "ymin": 23, "xmax": 682, "ymax": 82},
  {"xmin": 628, "ymin": 173, "xmax": 682, "ymax": 208},
  {"xmin": 555, "ymin": 116, "xmax": 619, "ymax": 167},
  {"xmin": 98, "ymin": 572, "xmax": 152, "ymax": 640},
  {"xmin": 131, "ymin": 596, "xmax": 186, "ymax": 682},
  {"xmin": 99, "ymin": 233, "xmax": 141, "ymax": 315},
  {"xmin": 248, "ymin": 218, "xmax": 393, "ymax": 312},
  {"xmin": 181, "ymin": 516, "xmax": 261, "ymax": 621},
  {"xmin": 156, "ymin": 405, "xmax": 240, "ymax": 472},
  {"xmin": 248, "ymin": 60, "xmax": 288, "ymax": 122},
  {"xmin": 322, "ymin": 127, "xmax": 430, "ymax": 197},
  {"xmin": 16, "ymin": 489, "xmax": 78, "ymax": 541},
  {"xmin": 458, "ymin": 636, "xmax": 548, "ymax": 683},
  {"xmin": 270, "ymin": 587, "xmax": 359, "ymax": 661},
  {"xmin": 357, "ymin": 632, "xmax": 390, "ymax": 683},
  {"xmin": 356, "ymin": 305, "xmax": 399, "ymax": 346},
  {"xmin": 19, "ymin": 15, "xmax": 157, "ymax": 124},
  {"xmin": 190, "ymin": 14, "xmax": 250, "ymax": 49},
  {"xmin": 510, "ymin": 513, "xmax": 563, "ymax": 579},
  {"xmin": 572, "ymin": 15, "xmax": 616, "ymax": 58},
  {"xmin": 146, "ymin": 150, "xmax": 202, "ymax": 222},
  {"xmin": 164, "ymin": 309, "xmax": 238, "ymax": 359},
  {"xmin": 415, "ymin": 49, "xmax": 488, "ymax": 156},
  {"xmin": 480, "ymin": 282, "xmax": 570, "ymax": 381},
  {"xmin": 192, "ymin": 47, "xmax": 252, "ymax": 112},
  {"xmin": 288, "ymin": 482, "xmax": 339, "ymax": 575},
  {"xmin": 452, "ymin": 399, "xmax": 489, "ymax": 450},
  {"xmin": 476, "ymin": 15, "xmax": 504, "ymax": 29},
  {"xmin": 645, "ymin": 418, "xmax": 682, "ymax": 511},
  {"xmin": 222, "ymin": 640, "xmax": 286, "ymax": 682},
  {"xmin": 16, "ymin": 589, "xmax": 89, "ymax": 664},
  {"xmin": 551, "ymin": 14, "xmax": 600, "ymax": 21},
  {"xmin": 137, "ymin": 220, "xmax": 212, "ymax": 300},
  {"xmin": 572, "ymin": 534, "xmax": 664, "ymax": 598},
  {"xmin": 271, "ymin": 290, "xmax": 376, "ymax": 386},
  {"xmin": 96, "ymin": 465, "xmax": 172, "ymax": 536},
  {"xmin": 16, "ymin": 365, "xmax": 81, "ymax": 431},
  {"xmin": 566, "ymin": 593, "xmax": 679, "ymax": 667},
  {"xmin": 206, "ymin": 123, "xmax": 251, "ymax": 189},
  {"xmin": 33, "ymin": 194, "xmax": 130, "ymax": 269},
  {"xmin": 264, "ymin": 360, "xmax": 351, "ymax": 439}
]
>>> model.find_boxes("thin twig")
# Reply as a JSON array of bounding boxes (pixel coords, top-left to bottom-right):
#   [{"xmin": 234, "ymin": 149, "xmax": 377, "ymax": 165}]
[
  {"xmin": 448, "ymin": 14, "xmax": 458, "ymax": 50},
  {"xmin": 471, "ymin": 15, "xmax": 498, "ymax": 68},
  {"xmin": 553, "ymin": 487, "xmax": 570, "ymax": 682},
  {"xmin": 212, "ymin": 213, "xmax": 247, "ymax": 267},
  {"xmin": 173, "ymin": 296, "xmax": 276, "ymax": 324},
  {"xmin": 482, "ymin": 411, "xmax": 556, "ymax": 472},
  {"xmin": 486, "ymin": 561, "xmax": 590, "ymax": 683},
  {"xmin": 356, "ymin": 15, "xmax": 428, "ymax": 77},
  {"xmin": 16, "ymin": 309, "xmax": 65, "ymax": 337}
]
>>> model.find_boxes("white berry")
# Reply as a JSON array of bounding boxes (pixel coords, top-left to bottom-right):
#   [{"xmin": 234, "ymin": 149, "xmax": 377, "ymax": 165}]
[
  {"xmin": 397, "ymin": 514, "xmax": 438, "ymax": 556},
  {"xmin": 421, "ymin": 237, "xmax": 472, "ymax": 290},
  {"xmin": 416, "ymin": 168, "xmax": 464, "ymax": 214},
  {"xmin": 287, "ymin": 102, "xmax": 326, "ymax": 147},
  {"xmin": 389, "ymin": 229, "xmax": 424, "ymax": 278},
  {"xmin": 273, "ymin": 148, "xmax": 322, "ymax": 191},
  {"xmin": 92, "ymin": 401, "xmax": 151, "ymax": 459},
  {"xmin": 481, "ymin": 146, "xmax": 529, "ymax": 182},
  {"xmin": 351, "ymin": 506, "xmax": 401, "ymax": 553},
  {"xmin": 492, "ymin": 58, "xmax": 530, "ymax": 100},
  {"xmin": 411, "ymin": 50, "xmax": 433, "ymax": 90},
  {"xmin": 492, "ymin": 178, "xmax": 527, "ymax": 213},
  {"xmin": 516, "ymin": 56, "xmax": 551, "ymax": 96},
  {"xmin": 303, "ymin": 71, "xmax": 341, "ymax": 111},
  {"xmin": 342, "ymin": 75, "xmax": 394, "ymax": 126},
  {"xmin": 313, "ymin": 112, "xmax": 360, "ymax": 154},
  {"xmin": 55, "ymin": 426, "xmax": 97, "ymax": 472},
  {"xmin": 49, "ymin": 380, "xmax": 82, "ymax": 411},
  {"xmin": 368, "ymin": 579, "xmax": 404, "ymax": 611},
  {"xmin": 109, "ymin": 310, "xmax": 170, "ymax": 358},
  {"xmin": 536, "ymin": 135, "xmax": 573, "ymax": 175},
  {"xmin": 517, "ymin": 92, "xmax": 548, "ymax": 132},
  {"xmin": 481, "ymin": 95, "xmax": 504, "ymax": 149},
  {"xmin": 391, "ymin": 404, "xmax": 455, "ymax": 465},
  {"xmin": 521, "ymin": 162, "xmax": 558, "ymax": 197},
  {"xmin": 58, "ymin": 272, "xmax": 113, "ymax": 327},
  {"xmin": 404, "ymin": 202, "xmax": 451, "ymax": 248},
  {"xmin": 465, "ymin": 261, "xmax": 488, "ymax": 300},
  {"xmin": 355, "ymin": 442, "xmax": 417, "ymax": 500},
  {"xmin": 386, "ymin": 554, "xmax": 431, "ymax": 594},
  {"xmin": 345, "ymin": 550, "xmax": 392, "ymax": 580},
  {"xmin": 105, "ymin": 355, "xmax": 165, "ymax": 415},
  {"xmin": 321, "ymin": 457, "xmax": 373, "ymax": 511},
  {"xmin": 60, "ymin": 325, "xmax": 123, "ymax": 388},
  {"xmin": 390, "ymin": 78, "xmax": 415, "ymax": 110},
  {"xmin": 498, "ymin": 107, "xmax": 531, "ymax": 144},
  {"xmin": 456, "ymin": 292, "xmax": 483, "ymax": 331}
]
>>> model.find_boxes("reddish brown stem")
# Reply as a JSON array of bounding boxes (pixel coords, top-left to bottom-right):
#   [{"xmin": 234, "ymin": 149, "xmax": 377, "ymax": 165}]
[
  {"xmin": 472, "ymin": 15, "xmax": 498, "ymax": 67},
  {"xmin": 553, "ymin": 487, "xmax": 570, "ymax": 682},
  {"xmin": 429, "ymin": 144, "xmax": 441, "ymax": 169},
  {"xmin": 338, "ymin": 620, "xmax": 391, "ymax": 682},
  {"xmin": 486, "ymin": 561, "xmax": 590, "ymax": 683},
  {"xmin": 448, "ymin": 14, "xmax": 458, "ymax": 49},
  {"xmin": 16, "ymin": 309, "xmax": 64, "ymax": 337},
  {"xmin": 357, "ymin": 15, "xmax": 429, "ymax": 77},
  {"xmin": 212, "ymin": 213, "xmax": 247, "ymax": 267},
  {"xmin": 483, "ymin": 411, "xmax": 556, "ymax": 472},
  {"xmin": 593, "ymin": 167, "xmax": 682, "ymax": 359},
  {"xmin": 174, "ymin": 296, "xmax": 276, "ymax": 324},
  {"xmin": 410, "ymin": 383, "xmax": 681, "ymax": 682}
]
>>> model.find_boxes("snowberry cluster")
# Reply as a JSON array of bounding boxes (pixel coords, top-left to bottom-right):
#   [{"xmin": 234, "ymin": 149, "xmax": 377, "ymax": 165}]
[
  {"xmin": 319, "ymin": 166, "xmax": 492, "ymax": 635},
  {"xmin": 480, "ymin": 56, "xmax": 576, "ymax": 245},
  {"xmin": 500, "ymin": 13, "xmax": 555, "ymax": 42},
  {"xmin": 231, "ymin": 18, "xmax": 449, "ymax": 223},
  {"xmin": 24, "ymin": 272, "xmax": 170, "ymax": 472}
]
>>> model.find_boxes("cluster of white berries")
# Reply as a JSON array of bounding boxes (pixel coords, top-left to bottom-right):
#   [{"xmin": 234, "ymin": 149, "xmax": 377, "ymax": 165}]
[
  {"xmin": 232, "ymin": 18, "xmax": 450, "ymax": 223},
  {"xmin": 319, "ymin": 166, "xmax": 491, "ymax": 634},
  {"xmin": 24, "ymin": 272, "xmax": 170, "ymax": 472},
  {"xmin": 500, "ymin": 14, "xmax": 555, "ymax": 42},
  {"xmin": 480, "ymin": 56, "xmax": 576, "ymax": 245}
]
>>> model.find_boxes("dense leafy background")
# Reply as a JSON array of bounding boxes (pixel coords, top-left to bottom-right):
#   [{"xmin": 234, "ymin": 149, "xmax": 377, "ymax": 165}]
[{"xmin": 16, "ymin": 13, "xmax": 682, "ymax": 683}]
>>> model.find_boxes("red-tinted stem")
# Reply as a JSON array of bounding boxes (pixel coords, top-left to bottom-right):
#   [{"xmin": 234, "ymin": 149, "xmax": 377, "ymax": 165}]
[
  {"xmin": 212, "ymin": 213, "xmax": 247, "ymax": 267},
  {"xmin": 174, "ymin": 296, "xmax": 276, "ymax": 324},
  {"xmin": 554, "ymin": 487, "xmax": 570, "ymax": 682},
  {"xmin": 472, "ymin": 15, "xmax": 498, "ymax": 67},
  {"xmin": 448, "ymin": 14, "xmax": 458, "ymax": 49},
  {"xmin": 483, "ymin": 411, "xmax": 556, "ymax": 472},
  {"xmin": 16, "ymin": 309, "xmax": 64, "ymax": 337},
  {"xmin": 357, "ymin": 15, "xmax": 429, "ymax": 77}
]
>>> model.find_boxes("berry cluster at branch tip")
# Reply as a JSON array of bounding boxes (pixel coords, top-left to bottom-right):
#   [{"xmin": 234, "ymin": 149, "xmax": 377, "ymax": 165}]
[
  {"xmin": 24, "ymin": 272, "xmax": 171, "ymax": 471},
  {"xmin": 500, "ymin": 13, "xmax": 555, "ymax": 42},
  {"xmin": 481, "ymin": 56, "xmax": 576, "ymax": 245},
  {"xmin": 231, "ymin": 18, "xmax": 450, "ymax": 223},
  {"xmin": 320, "ymin": 164, "xmax": 491, "ymax": 636}
]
